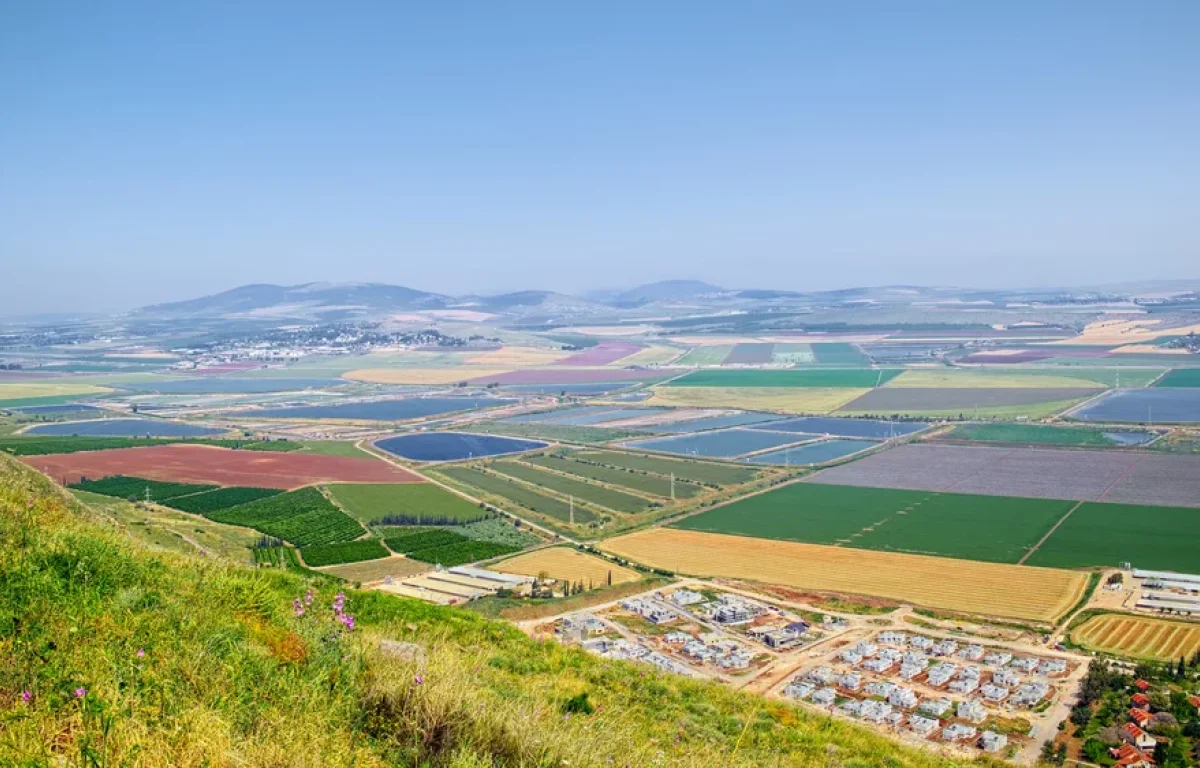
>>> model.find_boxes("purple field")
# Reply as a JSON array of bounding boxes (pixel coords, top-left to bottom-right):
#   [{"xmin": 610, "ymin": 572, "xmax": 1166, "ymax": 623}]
[
  {"xmin": 552, "ymin": 341, "xmax": 643, "ymax": 366},
  {"xmin": 808, "ymin": 443, "xmax": 1200, "ymax": 508},
  {"xmin": 467, "ymin": 368, "xmax": 662, "ymax": 385}
]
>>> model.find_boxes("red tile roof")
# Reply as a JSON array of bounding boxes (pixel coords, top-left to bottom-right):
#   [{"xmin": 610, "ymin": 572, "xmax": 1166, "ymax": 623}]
[
  {"xmin": 1111, "ymin": 742, "xmax": 1156, "ymax": 767},
  {"xmin": 1135, "ymin": 678, "xmax": 1151, "ymax": 691},
  {"xmin": 1131, "ymin": 692, "xmax": 1150, "ymax": 707},
  {"xmin": 1129, "ymin": 708, "xmax": 1153, "ymax": 726}
]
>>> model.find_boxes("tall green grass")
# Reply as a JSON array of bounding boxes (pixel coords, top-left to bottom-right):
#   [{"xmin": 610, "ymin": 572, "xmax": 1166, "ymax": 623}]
[{"xmin": 0, "ymin": 455, "xmax": 1002, "ymax": 767}]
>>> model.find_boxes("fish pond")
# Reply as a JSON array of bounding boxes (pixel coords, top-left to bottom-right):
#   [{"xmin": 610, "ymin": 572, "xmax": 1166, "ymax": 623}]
[
  {"xmin": 374, "ymin": 432, "xmax": 547, "ymax": 462},
  {"xmin": 23, "ymin": 418, "xmax": 225, "ymax": 437}
]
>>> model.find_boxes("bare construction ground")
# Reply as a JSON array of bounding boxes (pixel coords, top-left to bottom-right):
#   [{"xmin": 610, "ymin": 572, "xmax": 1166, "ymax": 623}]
[{"xmin": 808, "ymin": 443, "xmax": 1200, "ymax": 508}]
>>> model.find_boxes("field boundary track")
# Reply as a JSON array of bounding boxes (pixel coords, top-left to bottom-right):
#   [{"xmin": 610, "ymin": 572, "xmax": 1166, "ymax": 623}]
[{"xmin": 1016, "ymin": 501, "xmax": 1083, "ymax": 565}]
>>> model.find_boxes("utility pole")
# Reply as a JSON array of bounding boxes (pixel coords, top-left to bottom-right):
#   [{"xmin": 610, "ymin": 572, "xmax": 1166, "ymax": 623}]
[
  {"xmin": 144, "ymin": 486, "xmax": 152, "ymax": 504},
  {"xmin": 569, "ymin": 495, "xmax": 574, "ymax": 525},
  {"xmin": 670, "ymin": 472, "xmax": 675, "ymax": 501}
]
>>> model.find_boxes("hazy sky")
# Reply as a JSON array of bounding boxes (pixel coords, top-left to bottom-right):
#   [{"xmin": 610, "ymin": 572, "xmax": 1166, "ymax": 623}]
[{"xmin": 1, "ymin": 2, "xmax": 1198, "ymax": 314}]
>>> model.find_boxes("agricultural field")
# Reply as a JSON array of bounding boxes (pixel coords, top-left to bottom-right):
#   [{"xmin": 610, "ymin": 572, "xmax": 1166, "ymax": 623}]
[
  {"xmin": 342, "ymin": 368, "xmax": 511, "ymax": 385},
  {"xmin": 1072, "ymin": 388, "xmax": 1200, "ymax": 424},
  {"xmin": 437, "ymin": 466, "xmax": 598, "ymax": 523},
  {"xmin": 299, "ymin": 538, "xmax": 390, "ymax": 567},
  {"xmin": 771, "ymin": 343, "xmax": 814, "ymax": 364},
  {"xmin": 383, "ymin": 528, "xmax": 466, "ymax": 553},
  {"xmin": 667, "ymin": 369, "xmax": 901, "ymax": 388},
  {"xmin": 836, "ymin": 387, "xmax": 1096, "ymax": 417},
  {"xmin": 384, "ymin": 529, "xmax": 520, "ymax": 566},
  {"xmin": 252, "ymin": 396, "xmax": 515, "ymax": 421},
  {"xmin": 674, "ymin": 482, "xmax": 1075, "ymax": 563},
  {"xmin": 1023, "ymin": 501, "xmax": 1200, "ymax": 572},
  {"xmin": 601, "ymin": 528, "xmax": 1087, "ymax": 622},
  {"xmin": 160, "ymin": 486, "xmax": 283, "ymax": 514},
  {"xmin": 574, "ymin": 450, "xmax": 760, "ymax": 485},
  {"xmin": 675, "ymin": 345, "xmax": 733, "ymax": 366},
  {"xmin": 810, "ymin": 343, "xmax": 871, "ymax": 365},
  {"xmin": 809, "ymin": 443, "xmax": 1200, "ymax": 508},
  {"xmin": 295, "ymin": 440, "xmax": 374, "ymax": 458},
  {"xmin": 0, "ymin": 380, "xmax": 111, "ymax": 405},
  {"xmin": 461, "ymin": 421, "xmax": 653, "ymax": 445},
  {"xmin": 882, "ymin": 369, "xmax": 1108, "ymax": 389},
  {"xmin": 206, "ymin": 486, "xmax": 365, "ymax": 547},
  {"xmin": 495, "ymin": 547, "xmax": 640, "ymax": 587},
  {"xmin": 1155, "ymin": 368, "xmax": 1200, "ymax": 388},
  {"xmin": 722, "ymin": 342, "xmax": 775, "ymax": 364},
  {"xmin": 638, "ymin": 411, "xmax": 785, "ymax": 433},
  {"xmin": 645, "ymin": 386, "xmax": 870, "ymax": 413},
  {"xmin": 73, "ymin": 489, "xmax": 260, "ymax": 563},
  {"xmin": 326, "ymin": 482, "xmax": 488, "ymax": 525},
  {"xmin": 748, "ymin": 416, "xmax": 923, "ymax": 438},
  {"xmin": 454, "ymin": 518, "xmax": 543, "ymax": 548},
  {"xmin": 22, "ymin": 443, "xmax": 422, "ymax": 488},
  {"xmin": 24, "ymin": 418, "xmax": 226, "ymax": 437},
  {"xmin": 616, "ymin": 345, "xmax": 683, "ymax": 366},
  {"xmin": 939, "ymin": 423, "xmax": 1152, "ymax": 447},
  {"xmin": 251, "ymin": 546, "xmax": 301, "ymax": 569},
  {"xmin": 314, "ymin": 555, "xmax": 430, "ymax": 582},
  {"xmin": 71, "ymin": 475, "xmax": 215, "ymax": 501},
  {"xmin": 1071, "ymin": 613, "xmax": 1200, "ymax": 662},
  {"xmin": 623, "ymin": 428, "xmax": 815, "ymax": 458},
  {"xmin": 465, "ymin": 346, "xmax": 569, "ymax": 366},
  {"xmin": 526, "ymin": 454, "xmax": 704, "ymax": 498},
  {"xmin": 374, "ymin": 432, "xmax": 546, "ymax": 462},
  {"xmin": 488, "ymin": 461, "xmax": 655, "ymax": 513},
  {"xmin": 745, "ymin": 438, "xmax": 878, "ymax": 466},
  {"xmin": 0, "ymin": 436, "xmax": 303, "ymax": 456}
]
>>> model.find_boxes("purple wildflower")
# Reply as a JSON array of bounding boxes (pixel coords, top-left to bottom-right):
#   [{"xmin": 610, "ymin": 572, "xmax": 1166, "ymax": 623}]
[
  {"xmin": 74, "ymin": 687, "xmax": 87, "ymax": 699},
  {"xmin": 21, "ymin": 690, "xmax": 32, "ymax": 703},
  {"xmin": 293, "ymin": 597, "xmax": 305, "ymax": 617},
  {"xmin": 414, "ymin": 674, "xmax": 424, "ymax": 685},
  {"xmin": 304, "ymin": 589, "xmax": 314, "ymax": 606},
  {"xmin": 136, "ymin": 648, "xmax": 145, "ymax": 659}
]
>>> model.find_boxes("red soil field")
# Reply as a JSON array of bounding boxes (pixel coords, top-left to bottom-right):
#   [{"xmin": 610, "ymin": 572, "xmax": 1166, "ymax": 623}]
[{"xmin": 24, "ymin": 444, "xmax": 423, "ymax": 490}]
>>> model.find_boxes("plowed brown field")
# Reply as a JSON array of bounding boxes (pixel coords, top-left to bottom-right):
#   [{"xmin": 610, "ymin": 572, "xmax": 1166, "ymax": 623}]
[
  {"xmin": 24, "ymin": 443, "xmax": 423, "ymax": 489},
  {"xmin": 600, "ymin": 528, "xmax": 1087, "ymax": 623}
]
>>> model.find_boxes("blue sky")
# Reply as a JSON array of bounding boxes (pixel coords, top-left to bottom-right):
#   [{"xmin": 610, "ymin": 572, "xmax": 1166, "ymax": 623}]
[{"xmin": 1, "ymin": 2, "xmax": 1197, "ymax": 314}]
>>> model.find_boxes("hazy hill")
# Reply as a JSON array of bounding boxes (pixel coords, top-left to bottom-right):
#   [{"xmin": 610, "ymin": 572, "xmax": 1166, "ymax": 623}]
[
  {"xmin": 0, "ymin": 455, "xmax": 1000, "ymax": 767},
  {"xmin": 613, "ymin": 280, "xmax": 726, "ymax": 304},
  {"xmin": 135, "ymin": 282, "xmax": 450, "ymax": 319}
]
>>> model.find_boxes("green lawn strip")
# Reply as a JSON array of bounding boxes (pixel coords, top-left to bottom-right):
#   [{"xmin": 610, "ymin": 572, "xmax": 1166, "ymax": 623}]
[
  {"xmin": 1024, "ymin": 501, "xmax": 1200, "ymax": 572},
  {"xmin": 489, "ymin": 461, "xmax": 655, "ymax": 513},
  {"xmin": 1155, "ymin": 368, "xmax": 1200, "ymax": 388},
  {"xmin": 667, "ymin": 369, "xmax": 899, "ymax": 388},
  {"xmin": 405, "ymin": 540, "xmax": 521, "ymax": 567},
  {"xmin": 70, "ymin": 475, "xmax": 216, "ymax": 501},
  {"xmin": 943, "ymin": 423, "xmax": 1122, "ymax": 446},
  {"xmin": 576, "ymin": 450, "xmax": 757, "ymax": 486},
  {"xmin": 526, "ymin": 454, "xmax": 702, "ymax": 499},
  {"xmin": 674, "ymin": 482, "xmax": 1074, "ymax": 564},
  {"xmin": 0, "ymin": 435, "xmax": 301, "ymax": 456},
  {"xmin": 160, "ymin": 486, "xmax": 283, "ymax": 514},
  {"xmin": 300, "ymin": 538, "xmax": 390, "ymax": 567},
  {"xmin": 297, "ymin": 440, "xmax": 374, "ymax": 458},
  {"xmin": 383, "ymin": 528, "xmax": 469, "ymax": 553},
  {"xmin": 437, "ymin": 466, "xmax": 598, "ymax": 524},
  {"xmin": 327, "ymin": 482, "xmax": 488, "ymax": 525},
  {"xmin": 206, "ymin": 486, "xmax": 364, "ymax": 547}
]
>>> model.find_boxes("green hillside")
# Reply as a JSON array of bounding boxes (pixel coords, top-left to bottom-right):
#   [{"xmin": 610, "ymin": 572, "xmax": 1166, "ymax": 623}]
[{"xmin": 0, "ymin": 455, "xmax": 999, "ymax": 767}]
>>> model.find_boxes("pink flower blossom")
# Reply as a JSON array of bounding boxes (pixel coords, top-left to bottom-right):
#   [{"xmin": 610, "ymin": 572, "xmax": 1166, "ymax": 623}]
[
  {"xmin": 136, "ymin": 648, "xmax": 145, "ymax": 659},
  {"xmin": 74, "ymin": 687, "xmax": 87, "ymax": 699},
  {"xmin": 21, "ymin": 690, "xmax": 32, "ymax": 703},
  {"xmin": 414, "ymin": 674, "xmax": 424, "ymax": 685},
  {"xmin": 304, "ymin": 589, "xmax": 314, "ymax": 606},
  {"xmin": 293, "ymin": 597, "xmax": 305, "ymax": 617}
]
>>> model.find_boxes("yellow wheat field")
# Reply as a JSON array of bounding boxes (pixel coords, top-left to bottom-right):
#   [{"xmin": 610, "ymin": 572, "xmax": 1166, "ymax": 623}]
[
  {"xmin": 601, "ymin": 528, "xmax": 1087, "ymax": 623},
  {"xmin": 645, "ymin": 386, "xmax": 869, "ymax": 414},
  {"xmin": 0, "ymin": 381, "xmax": 112, "ymax": 401},
  {"xmin": 1072, "ymin": 613, "xmax": 1200, "ymax": 661},
  {"xmin": 883, "ymin": 370, "xmax": 1105, "ymax": 389},
  {"xmin": 609, "ymin": 346, "xmax": 683, "ymax": 367},
  {"xmin": 466, "ymin": 347, "xmax": 571, "ymax": 366},
  {"xmin": 496, "ymin": 547, "xmax": 641, "ymax": 587},
  {"xmin": 1051, "ymin": 318, "xmax": 1200, "ymax": 346},
  {"xmin": 342, "ymin": 368, "xmax": 510, "ymax": 385}
]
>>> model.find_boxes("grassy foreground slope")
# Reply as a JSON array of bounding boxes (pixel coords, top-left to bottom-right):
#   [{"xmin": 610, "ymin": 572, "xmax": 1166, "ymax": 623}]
[{"xmin": 0, "ymin": 456, "xmax": 998, "ymax": 768}]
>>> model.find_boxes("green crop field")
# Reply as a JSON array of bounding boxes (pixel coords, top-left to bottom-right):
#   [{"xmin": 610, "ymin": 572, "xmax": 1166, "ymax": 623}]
[
  {"xmin": 300, "ymin": 538, "xmax": 390, "ymax": 567},
  {"xmin": 526, "ymin": 455, "xmax": 703, "ymax": 499},
  {"xmin": 675, "ymin": 345, "xmax": 733, "ymax": 366},
  {"xmin": 575, "ymin": 450, "xmax": 758, "ymax": 486},
  {"xmin": 384, "ymin": 528, "xmax": 466, "ymax": 553},
  {"xmin": 207, "ymin": 486, "xmax": 364, "ymax": 547},
  {"xmin": 1004, "ymin": 367, "xmax": 1163, "ymax": 388},
  {"xmin": 461, "ymin": 421, "xmax": 653, "ymax": 445},
  {"xmin": 1024, "ymin": 501, "xmax": 1200, "ymax": 572},
  {"xmin": 943, "ymin": 423, "xmax": 1133, "ymax": 447},
  {"xmin": 489, "ymin": 461, "xmax": 655, "ymax": 513},
  {"xmin": 811, "ymin": 343, "xmax": 871, "ymax": 365},
  {"xmin": 667, "ymin": 369, "xmax": 900, "ymax": 388},
  {"xmin": 71, "ymin": 475, "xmax": 216, "ymax": 501},
  {"xmin": 1156, "ymin": 368, "xmax": 1200, "ymax": 388},
  {"xmin": 327, "ymin": 482, "xmax": 487, "ymax": 524},
  {"xmin": 406, "ymin": 540, "xmax": 520, "ymax": 567},
  {"xmin": 295, "ymin": 440, "xmax": 373, "ymax": 458},
  {"xmin": 161, "ymin": 486, "xmax": 283, "ymax": 514},
  {"xmin": 438, "ymin": 466, "xmax": 598, "ymax": 523},
  {"xmin": 251, "ymin": 546, "xmax": 302, "ymax": 569},
  {"xmin": 673, "ymin": 482, "xmax": 1075, "ymax": 564},
  {"xmin": 0, "ymin": 436, "xmax": 301, "ymax": 456}
]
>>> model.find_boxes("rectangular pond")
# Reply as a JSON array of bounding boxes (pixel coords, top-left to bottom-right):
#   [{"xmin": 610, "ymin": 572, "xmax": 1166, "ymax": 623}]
[
  {"xmin": 638, "ymin": 411, "xmax": 785, "ymax": 434},
  {"xmin": 251, "ymin": 396, "xmax": 516, "ymax": 421},
  {"xmin": 9, "ymin": 403, "xmax": 105, "ymax": 415},
  {"xmin": 747, "ymin": 416, "xmax": 925, "ymax": 438},
  {"xmin": 1073, "ymin": 389, "xmax": 1200, "ymax": 424},
  {"xmin": 23, "ymin": 418, "xmax": 225, "ymax": 437},
  {"xmin": 622, "ymin": 428, "xmax": 818, "ymax": 458},
  {"xmin": 374, "ymin": 432, "xmax": 547, "ymax": 462},
  {"xmin": 115, "ymin": 378, "xmax": 344, "ymax": 395},
  {"xmin": 745, "ymin": 439, "xmax": 880, "ymax": 466}
]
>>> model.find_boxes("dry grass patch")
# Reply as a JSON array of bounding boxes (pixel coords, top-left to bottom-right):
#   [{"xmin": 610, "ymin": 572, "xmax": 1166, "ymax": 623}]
[
  {"xmin": 495, "ymin": 547, "xmax": 640, "ymax": 587},
  {"xmin": 343, "ymin": 368, "xmax": 511, "ymax": 385},
  {"xmin": 1053, "ymin": 318, "xmax": 1200, "ymax": 346},
  {"xmin": 645, "ymin": 386, "xmax": 868, "ymax": 414},
  {"xmin": 601, "ymin": 528, "xmax": 1087, "ymax": 623},
  {"xmin": 316, "ymin": 555, "xmax": 431, "ymax": 583},
  {"xmin": 1072, "ymin": 613, "xmax": 1200, "ymax": 661},
  {"xmin": 0, "ymin": 381, "xmax": 112, "ymax": 401},
  {"xmin": 611, "ymin": 346, "xmax": 683, "ymax": 367},
  {"xmin": 884, "ymin": 370, "xmax": 1105, "ymax": 389},
  {"xmin": 466, "ymin": 347, "xmax": 571, "ymax": 366}
]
